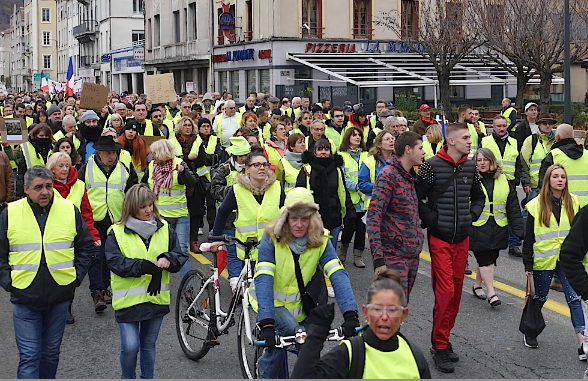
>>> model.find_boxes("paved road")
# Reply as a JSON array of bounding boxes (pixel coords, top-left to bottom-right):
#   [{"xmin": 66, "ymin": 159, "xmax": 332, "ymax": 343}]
[{"xmin": 0, "ymin": 219, "xmax": 586, "ymax": 378}]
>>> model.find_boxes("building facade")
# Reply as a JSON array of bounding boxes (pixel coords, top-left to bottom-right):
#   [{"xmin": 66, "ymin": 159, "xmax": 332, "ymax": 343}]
[
  {"xmin": 56, "ymin": 0, "xmax": 80, "ymax": 83},
  {"xmin": 23, "ymin": 0, "xmax": 58, "ymax": 90},
  {"xmin": 9, "ymin": 5, "xmax": 26, "ymax": 92}
]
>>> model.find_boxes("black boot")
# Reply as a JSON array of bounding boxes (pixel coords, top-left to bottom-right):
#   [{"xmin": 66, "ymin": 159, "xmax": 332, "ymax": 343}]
[{"xmin": 66, "ymin": 294, "xmax": 75, "ymax": 324}]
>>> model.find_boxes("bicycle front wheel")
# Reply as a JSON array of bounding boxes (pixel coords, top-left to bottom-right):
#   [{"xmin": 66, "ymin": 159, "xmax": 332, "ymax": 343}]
[
  {"xmin": 237, "ymin": 306, "xmax": 262, "ymax": 379},
  {"xmin": 175, "ymin": 269, "xmax": 215, "ymax": 361}
]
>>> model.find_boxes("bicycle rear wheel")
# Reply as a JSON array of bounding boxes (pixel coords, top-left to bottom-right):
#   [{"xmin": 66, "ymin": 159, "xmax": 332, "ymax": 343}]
[
  {"xmin": 237, "ymin": 306, "xmax": 262, "ymax": 379},
  {"xmin": 175, "ymin": 269, "xmax": 215, "ymax": 360}
]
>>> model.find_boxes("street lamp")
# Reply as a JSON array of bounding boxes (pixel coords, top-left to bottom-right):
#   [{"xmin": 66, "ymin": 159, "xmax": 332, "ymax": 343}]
[{"xmin": 564, "ymin": 0, "xmax": 571, "ymax": 124}]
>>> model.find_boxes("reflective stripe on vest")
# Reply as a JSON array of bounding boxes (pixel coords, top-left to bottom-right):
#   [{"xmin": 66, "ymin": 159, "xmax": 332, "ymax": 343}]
[
  {"xmin": 340, "ymin": 150, "xmax": 368, "ymax": 205},
  {"xmin": 249, "ymin": 230, "xmax": 332, "ymax": 322},
  {"xmin": 551, "ymin": 148, "xmax": 588, "ymax": 207},
  {"xmin": 7, "ymin": 198, "xmax": 77, "ymax": 289},
  {"xmin": 21, "ymin": 141, "xmax": 51, "ymax": 168},
  {"xmin": 481, "ymin": 135, "xmax": 518, "ymax": 180},
  {"xmin": 110, "ymin": 222, "xmax": 171, "ymax": 310},
  {"xmin": 472, "ymin": 174, "xmax": 509, "ymax": 227},
  {"xmin": 280, "ymin": 158, "xmax": 307, "ymax": 194},
  {"xmin": 191, "ymin": 135, "xmax": 218, "ymax": 181},
  {"xmin": 147, "ymin": 157, "xmax": 188, "ymax": 218},
  {"xmin": 53, "ymin": 179, "xmax": 86, "ymax": 208},
  {"xmin": 526, "ymin": 194, "xmax": 579, "ymax": 270},
  {"xmin": 85, "ymin": 158, "xmax": 128, "ymax": 221},
  {"xmin": 362, "ymin": 155, "xmax": 377, "ymax": 210},
  {"xmin": 233, "ymin": 181, "xmax": 281, "ymax": 261},
  {"xmin": 501, "ymin": 107, "xmax": 516, "ymax": 126},
  {"xmin": 529, "ymin": 135, "xmax": 548, "ymax": 179}
]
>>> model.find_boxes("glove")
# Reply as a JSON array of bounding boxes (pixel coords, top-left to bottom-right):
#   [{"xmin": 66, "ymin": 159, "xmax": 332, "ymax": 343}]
[
  {"xmin": 258, "ymin": 318, "xmax": 276, "ymax": 353},
  {"xmin": 140, "ymin": 260, "xmax": 160, "ymax": 275},
  {"xmin": 309, "ymin": 303, "xmax": 335, "ymax": 330},
  {"xmin": 146, "ymin": 269, "xmax": 163, "ymax": 296},
  {"xmin": 342, "ymin": 310, "xmax": 360, "ymax": 338}
]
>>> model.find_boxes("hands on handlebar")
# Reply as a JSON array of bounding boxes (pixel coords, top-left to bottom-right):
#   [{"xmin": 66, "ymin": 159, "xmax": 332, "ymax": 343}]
[{"xmin": 254, "ymin": 325, "xmax": 364, "ymax": 348}]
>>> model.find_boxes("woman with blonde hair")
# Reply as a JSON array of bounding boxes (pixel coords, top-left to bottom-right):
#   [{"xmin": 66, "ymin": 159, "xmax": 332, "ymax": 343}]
[
  {"xmin": 522, "ymin": 164, "xmax": 584, "ymax": 352},
  {"xmin": 141, "ymin": 139, "xmax": 197, "ymax": 283},
  {"xmin": 358, "ymin": 130, "xmax": 394, "ymax": 212},
  {"xmin": 109, "ymin": 112, "xmax": 125, "ymax": 135},
  {"xmin": 470, "ymin": 148, "xmax": 523, "ymax": 307},
  {"xmin": 105, "ymin": 183, "xmax": 188, "ymax": 379},
  {"xmin": 423, "ymin": 124, "xmax": 444, "ymax": 160}
]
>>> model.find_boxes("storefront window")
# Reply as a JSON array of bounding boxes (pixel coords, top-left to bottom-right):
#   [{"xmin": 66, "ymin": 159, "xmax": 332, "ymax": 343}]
[
  {"xmin": 230, "ymin": 71, "xmax": 240, "ymax": 99},
  {"xmin": 219, "ymin": 71, "xmax": 228, "ymax": 94},
  {"xmin": 246, "ymin": 70, "xmax": 256, "ymax": 94},
  {"xmin": 260, "ymin": 69, "xmax": 270, "ymax": 94}
]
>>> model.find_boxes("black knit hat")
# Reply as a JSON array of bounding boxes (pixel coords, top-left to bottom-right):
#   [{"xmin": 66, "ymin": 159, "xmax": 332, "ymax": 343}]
[{"xmin": 197, "ymin": 117, "xmax": 211, "ymax": 128}]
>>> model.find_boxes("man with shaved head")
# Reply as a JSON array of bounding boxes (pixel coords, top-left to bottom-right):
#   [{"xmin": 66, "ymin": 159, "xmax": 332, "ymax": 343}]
[{"xmin": 539, "ymin": 123, "xmax": 588, "ymax": 207}]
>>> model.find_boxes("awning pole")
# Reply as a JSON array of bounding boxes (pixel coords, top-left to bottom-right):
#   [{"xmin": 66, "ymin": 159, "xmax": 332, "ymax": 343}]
[{"xmin": 434, "ymin": 83, "xmax": 438, "ymax": 109}]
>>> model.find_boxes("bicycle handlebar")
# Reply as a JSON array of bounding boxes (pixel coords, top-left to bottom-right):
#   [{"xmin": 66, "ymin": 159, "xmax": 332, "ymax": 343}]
[{"xmin": 254, "ymin": 326, "xmax": 363, "ymax": 347}]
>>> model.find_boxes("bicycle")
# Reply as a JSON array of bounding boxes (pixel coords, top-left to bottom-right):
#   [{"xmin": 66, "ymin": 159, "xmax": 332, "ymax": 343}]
[{"xmin": 175, "ymin": 234, "xmax": 260, "ymax": 379}]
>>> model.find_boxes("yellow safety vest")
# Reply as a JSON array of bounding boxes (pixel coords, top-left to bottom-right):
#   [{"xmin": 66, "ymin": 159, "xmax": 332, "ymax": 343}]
[
  {"xmin": 280, "ymin": 158, "xmax": 309, "ymax": 194},
  {"xmin": 261, "ymin": 122, "xmax": 272, "ymax": 140},
  {"xmin": 362, "ymin": 155, "xmax": 377, "ymax": 210},
  {"xmin": 467, "ymin": 122, "xmax": 486, "ymax": 153},
  {"xmin": 53, "ymin": 130, "xmax": 82, "ymax": 151},
  {"xmin": 343, "ymin": 125, "xmax": 373, "ymax": 146},
  {"xmin": 304, "ymin": 136, "xmax": 337, "ymax": 154},
  {"xmin": 265, "ymin": 143, "xmax": 284, "ymax": 167},
  {"xmin": 117, "ymin": 149, "xmax": 145, "ymax": 180},
  {"xmin": 501, "ymin": 106, "xmax": 516, "ymax": 127},
  {"xmin": 190, "ymin": 135, "xmax": 218, "ymax": 181},
  {"xmin": 481, "ymin": 135, "xmax": 518, "ymax": 180},
  {"xmin": 147, "ymin": 157, "xmax": 188, "ymax": 218},
  {"xmin": 422, "ymin": 140, "xmax": 441, "ymax": 161},
  {"xmin": 7, "ymin": 197, "xmax": 77, "ymax": 289},
  {"xmin": 21, "ymin": 141, "xmax": 52, "ymax": 168},
  {"xmin": 339, "ymin": 150, "xmax": 369, "ymax": 205},
  {"xmin": 215, "ymin": 113, "xmax": 243, "ymax": 145},
  {"xmin": 162, "ymin": 119, "xmax": 174, "ymax": 137},
  {"xmin": 233, "ymin": 181, "xmax": 281, "ymax": 261},
  {"xmin": 551, "ymin": 148, "xmax": 588, "ymax": 207},
  {"xmin": 110, "ymin": 222, "xmax": 170, "ymax": 310},
  {"xmin": 168, "ymin": 136, "xmax": 185, "ymax": 158},
  {"xmin": 238, "ymin": 105, "xmax": 259, "ymax": 114},
  {"xmin": 526, "ymin": 194, "xmax": 579, "ymax": 270},
  {"xmin": 85, "ymin": 158, "xmax": 128, "ymax": 222},
  {"xmin": 472, "ymin": 174, "xmax": 509, "ymax": 227},
  {"xmin": 53, "ymin": 179, "xmax": 85, "ymax": 208},
  {"xmin": 324, "ymin": 125, "xmax": 342, "ymax": 148},
  {"xmin": 140, "ymin": 120, "xmax": 156, "ymax": 136},
  {"xmin": 250, "ymin": 230, "xmax": 341, "ymax": 322},
  {"xmin": 528, "ymin": 134, "xmax": 549, "ymax": 184},
  {"xmin": 342, "ymin": 334, "xmax": 421, "ymax": 379}
]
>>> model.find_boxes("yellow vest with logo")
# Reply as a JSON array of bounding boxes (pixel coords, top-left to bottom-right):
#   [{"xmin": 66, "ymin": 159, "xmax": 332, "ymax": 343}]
[
  {"xmin": 7, "ymin": 197, "xmax": 77, "ymax": 289},
  {"xmin": 342, "ymin": 334, "xmax": 421, "ymax": 379},
  {"xmin": 362, "ymin": 155, "xmax": 377, "ymax": 210},
  {"xmin": 551, "ymin": 148, "xmax": 588, "ymax": 207},
  {"xmin": 472, "ymin": 174, "xmax": 509, "ymax": 227},
  {"xmin": 110, "ymin": 222, "xmax": 170, "ymax": 310},
  {"xmin": 340, "ymin": 150, "xmax": 369, "ymax": 205},
  {"xmin": 85, "ymin": 158, "xmax": 128, "ymax": 222},
  {"xmin": 147, "ymin": 157, "xmax": 188, "ymax": 218},
  {"xmin": 21, "ymin": 141, "xmax": 52, "ymax": 168},
  {"xmin": 233, "ymin": 181, "xmax": 281, "ymax": 261},
  {"xmin": 250, "ymin": 230, "xmax": 341, "ymax": 322},
  {"xmin": 215, "ymin": 113, "xmax": 243, "ymax": 145},
  {"xmin": 501, "ymin": 106, "xmax": 516, "ymax": 127},
  {"xmin": 422, "ymin": 140, "xmax": 441, "ymax": 161},
  {"xmin": 481, "ymin": 135, "xmax": 518, "ymax": 180},
  {"xmin": 526, "ymin": 194, "xmax": 579, "ymax": 270},
  {"xmin": 280, "ymin": 158, "xmax": 308, "ymax": 194},
  {"xmin": 53, "ymin": 179, "xmax": 85, "ymax": 208},
  {"xmin": 190, "ymin": 135, "xmax": 218, "ymax": 181}
]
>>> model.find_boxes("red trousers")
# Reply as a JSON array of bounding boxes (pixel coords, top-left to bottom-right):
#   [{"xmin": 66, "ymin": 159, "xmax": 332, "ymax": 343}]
[{"xmin": 429, "ymin": 234, "xmax": 469, "ymax": 350}]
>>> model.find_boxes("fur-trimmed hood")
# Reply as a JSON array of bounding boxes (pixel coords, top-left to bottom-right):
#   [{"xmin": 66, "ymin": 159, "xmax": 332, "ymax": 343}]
[{"xmin": 235, "ymin": 169, "xmax": 277, "ymax": 195}]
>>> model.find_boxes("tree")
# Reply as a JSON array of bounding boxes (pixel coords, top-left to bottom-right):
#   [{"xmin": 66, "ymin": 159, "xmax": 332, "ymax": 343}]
[{"xmin": 376, "ymin": 0, "xmax": 485, "ymax": 115}]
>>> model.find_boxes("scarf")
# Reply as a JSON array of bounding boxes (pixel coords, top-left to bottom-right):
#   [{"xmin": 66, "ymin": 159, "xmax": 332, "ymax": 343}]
[
  {"xmin": 309, "ymin": 156, "xmax": 337, "ymax": 224},
  {"xmin": 288, "ymin": 236, "xmax": 308, "ymax": 255},
  {"xmin": 152, "ymin": 159, "xmax": 174, "ymax": 196},
  {"xmin": 499, "ymin": 131, "xmax": 510, "ymax": 141},
  {"xmin": 230, "ymin": 156, "xmax": 245, "ymax": 172},
  {"xmin": 124, "ymin": 141, "xmax": 134, "ymax": 155},
  {"xmin": 176, "ymin": 133, "xmax": 196, "ymax": 156},
  {"xmin": 125, "ymin": 216, "xmax": 158, "ymax": 240},
  {"xmin": 80, "ymin": 123, "xmax": 102, "ymax": 142},
  {"xmin": 283, "ymin": 150, "xmax": 303, "ymax": 169}
]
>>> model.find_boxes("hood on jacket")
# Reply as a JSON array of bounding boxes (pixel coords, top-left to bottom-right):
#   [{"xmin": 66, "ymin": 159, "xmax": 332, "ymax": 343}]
[
  {"xmin": 348, "ymin": 112, "xmax": 369, "ymax": 128},
  {"xmin": 436, "ymin": 145, "xmax": 469, "ymax": 167},
  {"xmin": 235, "ymin": 169, "xmax": 277, "ymax": 196},
  {"xmin": 551, "ymin": 138, "xmax": 584, "ymax": 160},
  {"xmin": 52, "ymin": 166, "xmax": 80, "ymax": 193}
]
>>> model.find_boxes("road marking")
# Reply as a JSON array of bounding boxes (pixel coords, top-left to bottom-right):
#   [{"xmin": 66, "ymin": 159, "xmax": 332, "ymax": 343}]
[
  {"xmin": 189, "ymin": 250, "xmax": 229, "ymax": 280},
  {"xmin": 419, "ymin": 251, "xmax": 571, "ymax": 317}
]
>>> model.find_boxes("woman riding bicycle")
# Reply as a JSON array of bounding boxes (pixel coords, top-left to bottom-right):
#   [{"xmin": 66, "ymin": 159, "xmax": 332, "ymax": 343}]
[
  {"xmin": 291, "ymin": 269, "xmax": 430, "ymax": 379},
  {"xmin": 249, "ymin": 187, "xmax": 360, "ymax": 379}
]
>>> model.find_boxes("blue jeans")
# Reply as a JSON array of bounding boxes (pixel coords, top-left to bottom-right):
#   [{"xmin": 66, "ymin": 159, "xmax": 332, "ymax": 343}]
[
  {"xmin": 118, "ymin": 317, "xmax": 164, "ymax": 379},
  {"xmin": 164, "ymin": 216, "xmax": 191, "ymax": 280},
  {"xmin": 329, "ymin": 225, "xmax": 342, "ymax": 251},
  {"xmin": 257, "ymin": 307, "xmax": 309, "ymax": 379},
  {"xmin": 12, "ymin": 300, "xmax": 69, "ymax": 379},
  {"xmin": 224, "ymin": 229, "xmax": 243, "ymax": 279},
  {"xmin": 534, "ymin": 264, "xmax": 585, "ymax": 334}
]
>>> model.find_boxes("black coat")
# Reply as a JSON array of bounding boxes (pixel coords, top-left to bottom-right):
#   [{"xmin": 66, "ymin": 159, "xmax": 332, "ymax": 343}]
[
  {"xmin": 560, "ymin": 205, "xmax": 588, "ymax": 299},
  {"xmin": 469, "ymin": 171, "xmax": 524, "ymax": 252}
]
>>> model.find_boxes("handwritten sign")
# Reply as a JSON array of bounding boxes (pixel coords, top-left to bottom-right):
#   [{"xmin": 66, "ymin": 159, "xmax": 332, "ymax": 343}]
[
  {"xmin": 145, "ymin": 73, "xmax": 177, "ymax": 104},
  {"xmin": 141, "ymin": 135, "xmax": 165, "ymax": 148},
  {"xmin": 80, "ymin": 83, "xmax": 110, "ymax": 111},
  {"xmin": 0, "ymin": 118, "xmax": 27, "ymax": 145}
]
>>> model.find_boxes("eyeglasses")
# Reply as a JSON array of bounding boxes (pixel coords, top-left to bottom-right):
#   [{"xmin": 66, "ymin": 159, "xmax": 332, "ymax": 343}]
[
  {"xmin": 228, "ymin": 107, "xmax": 236, "ymax": 110},
  {"xmin": 366, "ymin": 304, "xmax": 405, "ymax": 318},
  {"xmin": 249, "ymin": 162, "xmax": 270, "ymax": 169}
]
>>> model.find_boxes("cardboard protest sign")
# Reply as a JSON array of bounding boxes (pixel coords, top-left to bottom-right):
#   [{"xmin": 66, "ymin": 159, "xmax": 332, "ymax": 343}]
[
  {"xmin": 0, "ymin": 118, "xmax": 27, "ymax": 145},
  {"xmin": 145, "ymin": 73, "xmax": 177, "ymax": 104},
  {"xmin": 140, "ymin": 135, "xmax": 165, "ymax": 148},
  {"xmin": 80, "ymin": 83, "xmax": 110, "ymax": 111}
]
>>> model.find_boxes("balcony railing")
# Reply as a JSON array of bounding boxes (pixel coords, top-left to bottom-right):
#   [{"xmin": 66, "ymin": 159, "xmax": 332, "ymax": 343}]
[
  {"xmin": 73, "ymin": 20, "xmax": 98, "ymax": 38},
  {"xmin": 151, "ymin": 41, "xmax": 209, "ymax": 61},
  {"xmin": 352, "ymin": 27, "xmax": 373, "ymax": 40},
  {"xmin": 79, "ymin": 55, "xmax": 95, "ymax": 67},
  {"xmin": 301, "ymin": 22, "xmax": 324, "ymax": 39}
]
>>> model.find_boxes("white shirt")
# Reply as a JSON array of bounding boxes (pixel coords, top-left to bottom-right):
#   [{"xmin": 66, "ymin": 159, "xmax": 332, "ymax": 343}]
[
  {"xmin": 529, "ymin": 122, "xmax": 538, "ymax": 135},
  {"xmin": 212, "ymin": 113, "xmax": 240, "ymax": 147}
]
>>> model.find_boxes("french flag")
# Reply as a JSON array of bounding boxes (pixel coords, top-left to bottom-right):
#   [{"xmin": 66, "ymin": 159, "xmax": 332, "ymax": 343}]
[
  {"xmin": 40, "ymin": 70, "xmax": 49, "ymax": 92},
  {"xmin": 65, "ymin": 57, "xmax": 74, "ymax": 96}
]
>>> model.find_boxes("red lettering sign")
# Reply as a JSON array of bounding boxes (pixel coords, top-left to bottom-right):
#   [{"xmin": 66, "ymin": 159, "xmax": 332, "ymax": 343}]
[
  {"xmin": 213, "ymin": 54, "xmax": 228, "ymax": 63},
  {"xmin": 258, "ymin": 49, "xmax": 272, "ymax": 59},
  {"xmin": 304, "ymin": 43, "xmax": 356, "ymax": 53}
]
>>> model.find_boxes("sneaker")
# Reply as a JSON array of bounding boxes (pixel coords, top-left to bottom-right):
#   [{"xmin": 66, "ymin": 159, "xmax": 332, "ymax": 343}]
[
  {"xmin": 431, "ymin": 349, "xmax": 455, "ymax": 373},
  {"xmin": 198, "ymin": 228, "xmax": 204, "ymax": 235},
  {"xmin": 447, "ymin": 343, "xmax": 460, "ymax": 362},
  {"xmin": 581, "ymin": 330, "xmax": 588, "ymax": 356},
  {"xmin": 579, "ymin": 345, "xmax": 587, "ymax": 361},
  {"xmin": 92, "ymin": 290, "xmax": 107, "ymax": 313},
  {"xmin": 524, "ymin": 335, "xmax": 538, "ymax": 348},
  {"xmin": 327, "ymin": 286, "xmax": 335, "ymax": 298},
  {"xmin": 509, "ymin": 247, "xmax": 523, "ymax": 257}
]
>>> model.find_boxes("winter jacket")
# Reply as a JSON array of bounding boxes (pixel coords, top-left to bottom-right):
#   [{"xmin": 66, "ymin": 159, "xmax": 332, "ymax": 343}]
[
  {"xmin": 16, "ymin": 138, "xmax": 52, "ymax": 198},
  {"xmin": 140, "ymin": 160, "xmax": 198, "ymax": 188},
  {"xmin": 480, "ymin": 132, "xmax": 521, "ymax": 184},
  {"xmin": 358, "ymin": 156, "xmax": 389, "ymax": 196},
  {"xmin": 416, "ymin": 147, "xmax": 485, "ymax": 243},
  {"xmin": 411, "ymin": 118, "xmax": 435, "ymax": 137},
  {"xmin": 538, "ymin": 138, "xmax": 584, "ymax": 190},
  {"xmin": 0, "ymin": 152, "xmax": 14, "ymax": 204},
  {"xmin": 367, "ymin": 155, "xmax": 424, "ymax": 268},
  {"xmin": 192, "ymin": 134, "xmax": 222, "ymax": 175},
  {"xmin": 469, "ymin": 171, "xmax": 524, "ymax": 253},
  {"xmin": 53, "ymin": 166, "xmax": 101, "ymax": 242},
  {"xmin": 560, "ymin": 205, "xmax": 588, "ymax": 299},
  {"xmin": 105, "ymin": 218, "xmax": 188, "ymax": 323},
  {"xmin": 0, "ymin": 197, "xmax": 93, "ymax": 306},
  {"xmin": 515, "ymin": 119, "xmax": 534, "ymax": 151}
]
